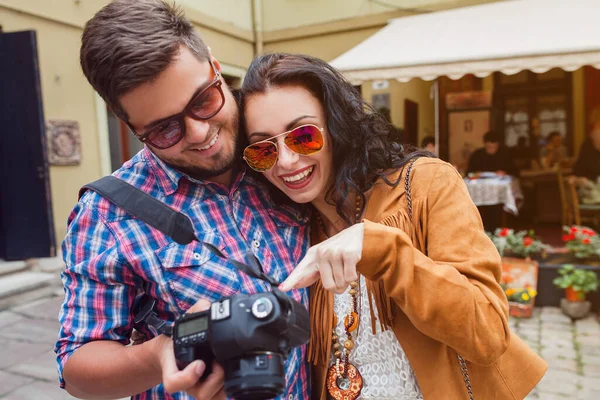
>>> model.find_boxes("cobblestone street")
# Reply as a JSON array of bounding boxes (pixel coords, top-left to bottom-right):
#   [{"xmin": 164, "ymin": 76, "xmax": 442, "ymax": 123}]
[{"xmin": 0, "ymin": 295, "xmax": 598, "ymax": 399}]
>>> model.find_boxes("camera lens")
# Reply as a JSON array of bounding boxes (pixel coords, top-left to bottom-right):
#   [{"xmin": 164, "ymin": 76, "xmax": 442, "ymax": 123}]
[{"xmin": 223, "ymin": 352, "xmax": 285, "ymax": 400}]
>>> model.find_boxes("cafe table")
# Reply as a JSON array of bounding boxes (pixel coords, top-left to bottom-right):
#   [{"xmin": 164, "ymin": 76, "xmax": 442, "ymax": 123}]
[{"xmin": 464, "ymin": 173, "xmax": 524, "ymax": 216}]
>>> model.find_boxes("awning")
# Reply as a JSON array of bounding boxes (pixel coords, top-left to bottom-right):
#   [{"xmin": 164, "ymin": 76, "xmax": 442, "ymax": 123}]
[{"xmin": 331, "ymin": 0, "xmax": 600, "ymax": 83}]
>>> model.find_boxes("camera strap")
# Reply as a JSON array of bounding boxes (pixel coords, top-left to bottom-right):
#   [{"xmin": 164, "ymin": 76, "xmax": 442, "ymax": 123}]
[{"xmin": 80, "ymin": 176, "xmax": 292, "ymax": 335}]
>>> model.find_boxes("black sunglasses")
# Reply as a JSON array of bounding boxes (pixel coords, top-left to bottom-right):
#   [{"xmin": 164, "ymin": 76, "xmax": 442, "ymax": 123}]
[{"xmin": 126, "ymin": 60, "xmax": 225, "ymax": 149}]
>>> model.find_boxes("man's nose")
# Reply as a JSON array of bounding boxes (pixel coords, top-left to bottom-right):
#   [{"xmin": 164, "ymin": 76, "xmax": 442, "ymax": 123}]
[
  {"xmin": 184, "ymin": 117, "xmax": 211, "ymax": 143},
  {"xmin": 277, "ymin": 143, "xmax": 300, "ymax": 169}
]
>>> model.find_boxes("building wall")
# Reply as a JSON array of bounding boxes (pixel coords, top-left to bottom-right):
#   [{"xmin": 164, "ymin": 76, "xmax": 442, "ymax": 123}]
[
  {"xmin": 361, "ymin": 79, "xmax": 435, "ymax": 145},
  {"xmin": 0, "ymin": 0, "xmax": 254, "ymax": 244}
]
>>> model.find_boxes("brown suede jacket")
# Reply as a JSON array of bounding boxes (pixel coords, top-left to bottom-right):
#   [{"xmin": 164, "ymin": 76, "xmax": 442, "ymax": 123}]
[{"xmin": 309, "ymin": 158, "xmax": 547, "ymax": 400}]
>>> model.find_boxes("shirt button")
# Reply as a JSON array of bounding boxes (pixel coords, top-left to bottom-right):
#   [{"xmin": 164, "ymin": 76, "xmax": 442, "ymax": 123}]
[
  {"xmin": 288, "ymin": 395, "xmax": 294, "ymax": 400},
  {"xmin": 252, "ymin": 240, "xmax": 260, "ymax": 248},
  {"xmin": 193, "ymin": 252, "xmax": 202, "ymax": 260}
]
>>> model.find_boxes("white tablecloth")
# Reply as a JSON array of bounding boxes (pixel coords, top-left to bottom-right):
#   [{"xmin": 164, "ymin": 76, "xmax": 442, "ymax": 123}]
[{"xmin": 464, "ymin": 176, "xmax": 524, "ymax": 215}]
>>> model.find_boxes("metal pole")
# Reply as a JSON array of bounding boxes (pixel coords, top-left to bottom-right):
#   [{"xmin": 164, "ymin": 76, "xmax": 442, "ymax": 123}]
[{"xmin": 434, "ymin": 79, "xmax": 440, "ymax": 156}]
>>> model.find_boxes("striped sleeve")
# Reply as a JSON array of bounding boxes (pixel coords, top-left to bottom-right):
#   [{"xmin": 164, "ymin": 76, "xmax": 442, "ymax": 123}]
[{"xmin": 54, "ymin": 200, "xmax": 139, "ymax": 388}]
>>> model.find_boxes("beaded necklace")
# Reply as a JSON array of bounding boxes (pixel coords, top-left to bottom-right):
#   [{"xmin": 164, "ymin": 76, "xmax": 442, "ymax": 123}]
[{"xmin": 317, "ymin": 194, "xmax": 364, "ymax": 400}]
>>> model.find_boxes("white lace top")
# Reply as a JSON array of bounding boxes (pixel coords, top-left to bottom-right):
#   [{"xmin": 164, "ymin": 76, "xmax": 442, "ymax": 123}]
[{"xmin": 330, "ymin": 278, "xmax": 423, "ymax": 399}]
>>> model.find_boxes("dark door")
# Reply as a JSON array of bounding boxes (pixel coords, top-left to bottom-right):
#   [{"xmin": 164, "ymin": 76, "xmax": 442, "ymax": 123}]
[
  {"xmin": 404, "ymin": 99, "xmax": 419, "ymax": 147},
  {"xmin": 0, "ymin": 30, "xmax": 55, "ymax": 260}
]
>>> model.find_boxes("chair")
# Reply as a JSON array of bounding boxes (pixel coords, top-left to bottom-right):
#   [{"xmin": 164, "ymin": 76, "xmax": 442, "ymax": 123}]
[
  {"xmin": 564, "ymin": 178, "xmax": 600, "ymax": 229},
  {"xmin": 556, "ymin": 166, "xmax": 574, "ymax": 226}
]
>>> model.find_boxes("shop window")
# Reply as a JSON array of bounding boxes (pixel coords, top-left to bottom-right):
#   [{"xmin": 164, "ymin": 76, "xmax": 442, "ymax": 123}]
[{"xmin": 494, "ymin": 70, "xmax": 572, "ymax": 169}]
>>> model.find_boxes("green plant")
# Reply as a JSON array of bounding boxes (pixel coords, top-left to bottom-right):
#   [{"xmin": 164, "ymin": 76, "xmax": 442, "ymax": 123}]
[
  {"xmin": 553, "ymin": 264, "xmax": 599, "ymax": 293},
  {"xmin": 488, "ymin": 228, "xmax": 549, "ymax": 258},
  {"xmin": 562, "ymin": 226, "xmax": 600, "ymax": 259}
]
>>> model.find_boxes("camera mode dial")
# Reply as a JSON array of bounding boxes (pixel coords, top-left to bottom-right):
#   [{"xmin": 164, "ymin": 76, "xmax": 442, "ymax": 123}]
[{"xmin": 251, "ymin": 297, "xmax": 274, "ymax": 319}]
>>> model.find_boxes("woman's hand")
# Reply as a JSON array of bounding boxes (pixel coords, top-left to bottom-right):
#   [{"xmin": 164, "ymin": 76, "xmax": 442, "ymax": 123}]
[
  {"xmin": 280, "ymin": 223, "xmax": 364, "ymax": 293},
  {"xmin": 157, "ymin": 299, "xmax": 226, "ymax": 399}
]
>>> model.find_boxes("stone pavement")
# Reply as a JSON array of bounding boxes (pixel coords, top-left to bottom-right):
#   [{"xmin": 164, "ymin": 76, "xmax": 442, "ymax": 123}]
[
  {"xmin": 516, "ymin": 307, "xmax": 600, "ymax": 400},
  {"xmin": 0, "ymin": 294, "xmax": 599, "ymax": 399}
]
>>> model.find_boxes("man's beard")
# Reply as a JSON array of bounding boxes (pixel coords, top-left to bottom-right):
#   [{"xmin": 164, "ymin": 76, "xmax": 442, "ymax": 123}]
[
  {"xmin": 178, "ymin": 133, "xmax": 244, "ymax": 180},
  {"xmin": 164, "ymin": 114, "xmax": 243, "ymax": 181}
]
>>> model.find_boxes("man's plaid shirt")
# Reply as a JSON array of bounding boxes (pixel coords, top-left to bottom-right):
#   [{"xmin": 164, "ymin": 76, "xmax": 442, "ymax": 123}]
[{"xmin": 55, "ymin": 147, "xmax": 311, "ymax": 400}]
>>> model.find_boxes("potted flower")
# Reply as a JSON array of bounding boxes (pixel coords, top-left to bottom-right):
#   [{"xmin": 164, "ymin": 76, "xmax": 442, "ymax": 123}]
[
  {"xmin": 488, "ymin": 228, "xmax": 549, "ymax": 259},
  {"xmin": 503, "ymin": 286, "xmax": 538, "ymax": 318},
  {"xmin": 491, "ymin": 228, "xmax": 547, "ymax": 318},
  {"xmin": 562, "ymin": 226, "xmax": 600, "ymax": 261},
  {"xmin": 553, "ymin": 264, "xmax": 599, "ymax": 319}
]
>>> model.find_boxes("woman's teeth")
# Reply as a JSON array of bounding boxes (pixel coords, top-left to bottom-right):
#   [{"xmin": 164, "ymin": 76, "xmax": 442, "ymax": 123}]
[
  {"xmin": 199, "ymin": 134, "xmax": 219, "ymax": 150},
  {"xmin": 283, "ymin": 166, "xmax": 314, "ymax": 183}
]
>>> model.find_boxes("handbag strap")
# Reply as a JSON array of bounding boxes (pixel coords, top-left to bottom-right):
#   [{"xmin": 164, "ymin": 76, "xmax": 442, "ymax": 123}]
[{"xmin": 403, "ymin": 158, "xmax": 475, "ymax": 400}]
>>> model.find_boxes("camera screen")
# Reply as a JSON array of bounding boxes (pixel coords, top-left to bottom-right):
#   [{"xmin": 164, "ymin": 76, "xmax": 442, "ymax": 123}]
[{"xmin": 177, "ymin": 316, "xmax": 208, "ymax": 337}]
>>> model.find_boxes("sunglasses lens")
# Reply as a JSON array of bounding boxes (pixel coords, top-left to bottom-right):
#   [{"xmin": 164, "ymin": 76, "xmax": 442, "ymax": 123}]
[
  {"xmin": 190, "ymin": 85, "xmax": 224, "ymax": 119},
  {"xmin": 244, "ymin": 142, "xmax": 278, "ymax": 171},
  {"xmin": 285, "ymin": 125, "xmax": 324, "ymax": 155},
  {"xmin": 146, "ymin": 120, "xmax": 183, "ymax": 149}
]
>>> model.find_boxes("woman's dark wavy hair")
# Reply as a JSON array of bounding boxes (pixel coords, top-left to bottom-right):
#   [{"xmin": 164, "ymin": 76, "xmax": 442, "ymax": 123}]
[{"xmin": 241, "ymin": 53, "xmax": 432, "ymax": 224}]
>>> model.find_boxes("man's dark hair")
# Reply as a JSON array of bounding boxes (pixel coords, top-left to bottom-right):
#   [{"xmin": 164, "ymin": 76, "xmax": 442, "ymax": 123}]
[
  {"xmin": 80, "ymin": 0, "xmax": 211, "ymax": 120},
  {"xmin": 483, "ymin": 131, "xmax": 502, "ymax": 144},
  {"xmin": 546, "ymin": 131, "xmax": 562, "ymax": 141},
  {"xmin": 241, "ymin": 53, "xmax": 431, "ymax": 224},
  {"xmin": 421, "ymin": 136, "xmax": 435, "ymax": 148}
]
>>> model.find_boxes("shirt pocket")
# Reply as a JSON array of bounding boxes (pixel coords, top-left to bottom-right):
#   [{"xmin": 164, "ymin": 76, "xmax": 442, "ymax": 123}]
[{"xmin": 155, "ymin": 231, "xmax": 241, "ymax": 311}]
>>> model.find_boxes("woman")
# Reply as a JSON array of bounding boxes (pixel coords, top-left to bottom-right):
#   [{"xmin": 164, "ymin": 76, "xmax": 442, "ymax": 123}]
[{"xmin": 240, "ymin": 53, "xmax": 546, "ymax": 400}]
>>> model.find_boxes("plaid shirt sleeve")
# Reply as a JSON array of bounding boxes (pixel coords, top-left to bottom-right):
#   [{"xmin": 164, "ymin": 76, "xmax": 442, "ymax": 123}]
[{"xmin": 54, "ymin": 198, "xmax": 139, "ymax": 388}]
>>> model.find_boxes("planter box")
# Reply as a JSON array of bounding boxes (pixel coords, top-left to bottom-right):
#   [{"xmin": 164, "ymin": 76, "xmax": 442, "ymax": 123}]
[
  {"xmin": 501, "ymin": 257, "xmax": 538, "ymax": 318},
  {"xmin": 508, "ymin": 301, "xmax": 534, "ymax": 318},
  {"xmin": 535, "ymin": 254, "xmax": 600, "ymax": 311}
]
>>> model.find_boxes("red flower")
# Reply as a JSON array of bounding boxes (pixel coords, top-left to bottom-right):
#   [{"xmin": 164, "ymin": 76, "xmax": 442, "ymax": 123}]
[
  {"xmin": 563, "ymin": 234, "xmax": 576, "ymax": 242},
  {"xmin": 523, "ymin": 237, "xmax": 534, "ymax": 247},
  {"xmin": 582, "ymin": 238, "xmax": 591, "ymax": 244},
  {"xmin": 570, "ymin": 227, "xmax": 579, "ymax": 235},
  {"xmin": 499, "ymin": 228, "xmax": 510, "ymax": 237},
  {"xmin": 582, "ymin": 229, "xmax": 596, "ymax": 237}
]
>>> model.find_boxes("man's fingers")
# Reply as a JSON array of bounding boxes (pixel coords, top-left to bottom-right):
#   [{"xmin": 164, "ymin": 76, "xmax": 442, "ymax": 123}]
[
  {"xmin": 186, "ymin": 362, "xmax": 226, "ymax": 399},
  {"xmin": 163, "ymin": 360, "xmax": 205, "ymax": 394},
  {"xmin": 187, "ymin": 298, "xmax": 211, "ymax": 314}
]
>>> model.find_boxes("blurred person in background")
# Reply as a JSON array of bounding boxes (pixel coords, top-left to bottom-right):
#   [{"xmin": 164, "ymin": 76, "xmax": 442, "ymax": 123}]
[
  {"xmin": 540, "ymin": 131, "xmax": 568, "ymax": 169},
  {"xmin": 467, "ymin": 130, "xmax": 519, "ymax": 177},
  {"xmin": 574, "ymin": 120, "xmax": 600, "ymax": 182},
  {"xmin": 420, "ymin": 136, "xmax": 436, "ymax": 155}
]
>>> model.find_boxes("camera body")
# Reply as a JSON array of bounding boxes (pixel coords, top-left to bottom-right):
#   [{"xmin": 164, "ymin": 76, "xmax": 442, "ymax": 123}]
[{"xmin": 173, "ymin": 291, "xmax": 310, "ymax": 399}]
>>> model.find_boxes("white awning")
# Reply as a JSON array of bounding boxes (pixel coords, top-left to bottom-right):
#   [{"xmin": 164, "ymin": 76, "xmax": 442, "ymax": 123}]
[{"xmin": 331, "ymin": 0, "xmax": 600, "ymax": 83}]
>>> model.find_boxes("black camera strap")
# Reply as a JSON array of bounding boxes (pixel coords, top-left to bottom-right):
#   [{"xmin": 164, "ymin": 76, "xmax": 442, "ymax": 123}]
[{"xmin": 81, "ymin": 176, "xmax": 292, "ymax": 335}]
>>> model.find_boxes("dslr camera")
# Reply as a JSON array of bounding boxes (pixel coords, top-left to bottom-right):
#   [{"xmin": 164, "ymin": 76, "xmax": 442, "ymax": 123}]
[{"xmin": 172, "ymin": 290, "xmax": 310, "ymax": 399}]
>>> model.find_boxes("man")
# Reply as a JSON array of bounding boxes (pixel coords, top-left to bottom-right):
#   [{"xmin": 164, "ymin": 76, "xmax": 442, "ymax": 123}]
[
  {"xmin": 540, "ymin": 131, "xmax": 568, "ymax": 169},
  {"xmin": 420, "ymin": 136, "xmax": 436, "ymax": 155},
  {"xmin": 467, "ymin": 130, "xmax": 519, "ymax": 177},
  {"xmin": 574, "ymin": 121, "xmax": 600, "ymax": 182},
  {"xmin": 54, "ymin": 1, "xmax": 310, "ymax": 399}
]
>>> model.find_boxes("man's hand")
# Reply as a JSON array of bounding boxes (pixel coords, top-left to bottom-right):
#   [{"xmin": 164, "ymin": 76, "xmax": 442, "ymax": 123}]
[
  {"xmin": 279, "ymin": 223, "xmax": 364, "ymax": 294},
  {"xmin": 158, "ymin": 299, "xmax": 226, "ymax": 399}
]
